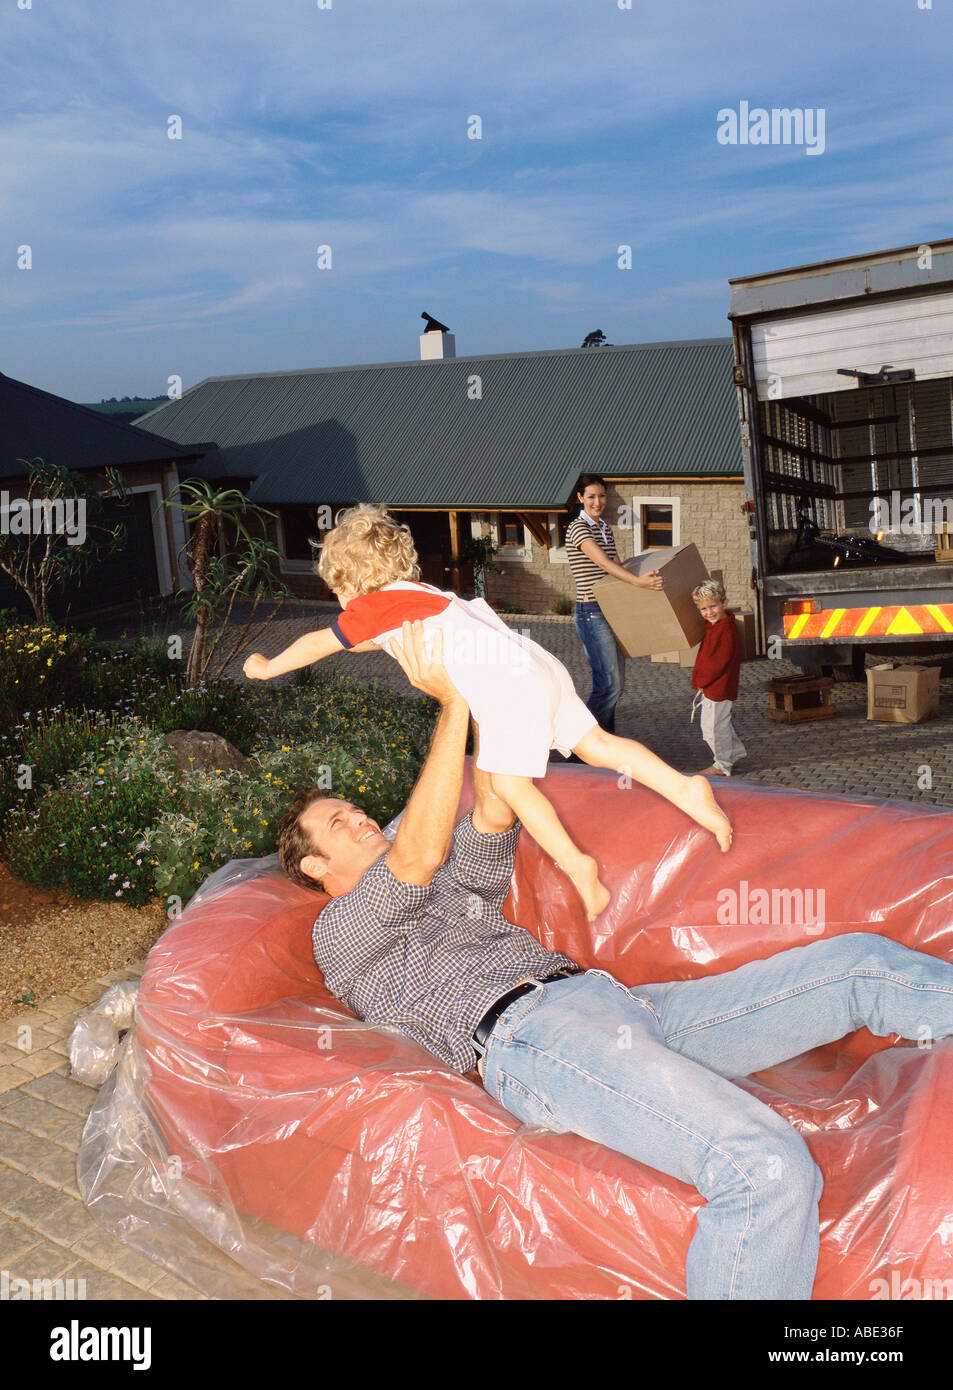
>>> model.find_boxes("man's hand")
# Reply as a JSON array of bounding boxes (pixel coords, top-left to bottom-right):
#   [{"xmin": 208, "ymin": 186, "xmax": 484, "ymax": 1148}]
[
  {"xmin": 243, "ymin": 653, "xmax": 271, "ymax": 680},
  {"xmin": 387, "ymin": 622, "xmax": 466, "ymax": 708}
]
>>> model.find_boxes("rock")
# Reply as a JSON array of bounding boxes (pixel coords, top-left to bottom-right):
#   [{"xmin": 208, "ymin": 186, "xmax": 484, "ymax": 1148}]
[{"xmin": 162, "ymin": 730, "xmax": 252, "ymax": 775}]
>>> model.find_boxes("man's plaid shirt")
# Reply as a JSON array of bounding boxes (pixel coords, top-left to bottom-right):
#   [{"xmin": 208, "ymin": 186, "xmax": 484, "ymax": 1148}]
[{"xmin": 312, "ymin": 811, "xmax": 577, "ymax": 1073}]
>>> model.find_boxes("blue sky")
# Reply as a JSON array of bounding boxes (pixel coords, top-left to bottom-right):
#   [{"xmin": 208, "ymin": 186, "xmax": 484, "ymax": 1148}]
[{"xmin": 2, "ymin": 0, "xmax": 952, "ymax": 402}]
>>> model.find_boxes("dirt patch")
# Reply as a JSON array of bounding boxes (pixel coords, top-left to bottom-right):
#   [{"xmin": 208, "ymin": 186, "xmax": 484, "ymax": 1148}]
[{"xmin": 0, "ymin": 861, "xmax": 167, "ymax": 1023}]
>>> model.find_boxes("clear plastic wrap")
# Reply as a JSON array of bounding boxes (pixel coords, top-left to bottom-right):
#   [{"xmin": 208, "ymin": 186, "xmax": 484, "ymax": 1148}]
[
  {"xmin": 78, "ymin": 765, "xmax": 953, "ymax": 1299},
  {"xmin": 69, "ymin": 980, "xmax": 140, "ymax": 1088}
]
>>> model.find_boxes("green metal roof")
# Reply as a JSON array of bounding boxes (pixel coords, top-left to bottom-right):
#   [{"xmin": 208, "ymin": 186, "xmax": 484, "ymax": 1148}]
[
  {"xmin": 135, "ymin": 339, "xmax": 741, "ymax": 507},
  {"xmin": 0, "ymin": 373, "xmax": 200, "ymax": 480}
]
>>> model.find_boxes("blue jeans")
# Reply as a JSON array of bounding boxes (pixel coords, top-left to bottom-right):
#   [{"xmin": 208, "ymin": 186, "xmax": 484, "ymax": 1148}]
[
  {"xmin": 573, "ymin": 600, "xmax": 625, "ymax": 733},
  {"xmin": 478, "ymin": 933, "xmax": 953, "ymax": 1300}
]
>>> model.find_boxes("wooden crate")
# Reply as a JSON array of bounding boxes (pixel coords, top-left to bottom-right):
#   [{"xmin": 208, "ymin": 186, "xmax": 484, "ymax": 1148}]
[
  {"xmin": 764, "ymin": 676, "xmax": 837, "ymax": 723},
  {"xmin": 935, "ymin": 522, "xmax": 953, "ymax": 563}
]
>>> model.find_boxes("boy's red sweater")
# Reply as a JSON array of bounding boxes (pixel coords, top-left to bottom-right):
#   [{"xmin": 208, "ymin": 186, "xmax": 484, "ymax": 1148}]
[{"xmin": 691, "ymin": 613, "xmax": 741, "ymax": 701}]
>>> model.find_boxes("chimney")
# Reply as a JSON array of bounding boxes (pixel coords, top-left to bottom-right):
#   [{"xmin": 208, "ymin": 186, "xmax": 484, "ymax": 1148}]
[{"xmin": 419, "ymin": 311, "xmax": 456, "ymax": 361}]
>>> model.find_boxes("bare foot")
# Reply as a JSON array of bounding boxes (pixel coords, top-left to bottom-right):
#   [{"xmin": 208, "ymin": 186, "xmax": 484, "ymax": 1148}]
[
  {"xmin": 678, "ymin": 775, "xmax": 733, "ymax": 852},
  {"xmin": 561, "ymin": 853, "xmax": 611, "ymax": 921},
  {"xmin": 699, "ymin": 765, "xmax": 728, "ymax": 776}
]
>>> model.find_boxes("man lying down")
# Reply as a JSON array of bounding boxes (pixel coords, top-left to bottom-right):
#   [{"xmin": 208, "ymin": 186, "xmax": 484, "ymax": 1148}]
[{"xmin": 275, "ymin": 620, "xmax": 953, "ymax": 1302}]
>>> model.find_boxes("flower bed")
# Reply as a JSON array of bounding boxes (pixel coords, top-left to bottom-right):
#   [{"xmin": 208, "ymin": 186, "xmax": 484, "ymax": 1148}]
[{"xmin": 0, "ymin": 620, "xmax": 437, "ymax": 910}]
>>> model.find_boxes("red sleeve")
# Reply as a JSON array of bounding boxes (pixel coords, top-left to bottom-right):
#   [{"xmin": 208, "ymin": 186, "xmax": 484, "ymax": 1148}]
[{"xmin": 332, "ymin": 588, "xmax": 450, "ymax": 649}]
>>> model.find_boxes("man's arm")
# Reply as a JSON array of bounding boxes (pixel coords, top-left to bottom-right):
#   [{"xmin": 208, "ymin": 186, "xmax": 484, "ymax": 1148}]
[{"xmin": 384, "ymin": 623, "xmax": 470, "ymax": 887}]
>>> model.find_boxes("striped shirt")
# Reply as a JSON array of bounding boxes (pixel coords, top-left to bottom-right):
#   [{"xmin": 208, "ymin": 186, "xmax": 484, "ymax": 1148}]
[
  {"xmin": 312, "ymin": 813, "xmax": 577, "ymax": 1074},
  {"xmin": 565, "ymin": 514, "xmax": 618, "ymax": 600}
]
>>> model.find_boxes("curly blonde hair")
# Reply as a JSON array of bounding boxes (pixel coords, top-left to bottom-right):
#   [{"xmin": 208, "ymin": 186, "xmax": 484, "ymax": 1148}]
[
  {"xmin": 692, "ymin": 579, "xmax": 726, "ymax": 604},
  {"xmin": 317, "ymin": 504, "xmax": 420, "ymax": 595}
]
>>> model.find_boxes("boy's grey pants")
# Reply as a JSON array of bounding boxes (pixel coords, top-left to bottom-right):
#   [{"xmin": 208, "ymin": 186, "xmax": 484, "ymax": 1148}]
[{"xmin": 692, "ymin": 692, "xmax": 746, "ymax": 774}]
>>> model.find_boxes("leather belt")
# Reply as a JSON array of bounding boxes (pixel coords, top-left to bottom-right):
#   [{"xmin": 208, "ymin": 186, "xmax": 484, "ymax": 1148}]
[{"xmin": 473, "ymin": 968, "xmax": 581, "ymax": 1052}]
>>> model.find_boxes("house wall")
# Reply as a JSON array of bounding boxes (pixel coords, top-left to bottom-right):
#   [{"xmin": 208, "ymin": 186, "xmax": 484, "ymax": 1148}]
[
  {"xmin": 484, "ymin": 479, "xmax": 752, "ymax": 613},
  {"xmin": 0, "ymin": 462, "xmax": 181, "ymax": 620}
]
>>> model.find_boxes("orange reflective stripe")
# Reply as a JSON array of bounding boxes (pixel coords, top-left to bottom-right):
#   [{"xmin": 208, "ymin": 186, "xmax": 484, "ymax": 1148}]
[
  {"xmin": 926, "ymin": 604, "xmax": 953, "ymax": 633},
  {"xmin": 820, "ymin": 608, "xmax": 846, "ymax": 639},
  {"xmin": 782, "ymin": 601, "xmax": 953, "ymax": 638},
  {"xmin": 854, "ymin": 606, "xmax": 881, "ymax": 637}
]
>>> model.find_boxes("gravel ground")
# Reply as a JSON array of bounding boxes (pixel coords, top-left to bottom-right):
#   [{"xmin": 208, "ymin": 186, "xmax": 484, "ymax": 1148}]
[{"xmin": 0, "ymin": 861, "xmax": 166, "ymax": 1023}]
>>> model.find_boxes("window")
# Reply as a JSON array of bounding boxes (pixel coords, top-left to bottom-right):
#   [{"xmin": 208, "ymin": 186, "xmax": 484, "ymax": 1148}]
[
  {"xmin": 642, "ymin": 505, "xmax": 674, "ymax": 548},
  {"xmin": 547, "ymin": 512, "xmax": 572, "ymax": 564},
  {"xmin": 470, "ymin": 513, "xmax": 531, "ymax": 562},
  {"xmin": 279, "ymin": 506, "xmax": 325, "ymax": 568},
  {"xmin": 497, "ymin": 514, "xmax": 526, "ymax": 548},
  {"xmin": 630, "ymin": 496, "xmax": 680, "ymax": 552}
]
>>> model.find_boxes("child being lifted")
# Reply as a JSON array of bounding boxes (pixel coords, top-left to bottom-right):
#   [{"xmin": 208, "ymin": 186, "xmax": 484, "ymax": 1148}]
[{"xmin": 243, "ymin": 505, "xmax": 732, "ymax": 920}]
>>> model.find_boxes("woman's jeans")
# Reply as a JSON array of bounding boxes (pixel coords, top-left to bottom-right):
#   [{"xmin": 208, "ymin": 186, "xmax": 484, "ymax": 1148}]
[
  {"xmin": 478, "ymin": 933, "xmax": 953, "ymax": 1300},
  {"xmin": 574, "ymin": 600, "xmax": 625, "ymax": 732}
]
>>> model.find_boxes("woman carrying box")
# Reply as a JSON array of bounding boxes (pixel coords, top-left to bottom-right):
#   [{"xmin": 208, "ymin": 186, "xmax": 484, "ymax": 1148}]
[{"xmin": 564, "ymin": 474, "xmax": 663, "ymax": 733}]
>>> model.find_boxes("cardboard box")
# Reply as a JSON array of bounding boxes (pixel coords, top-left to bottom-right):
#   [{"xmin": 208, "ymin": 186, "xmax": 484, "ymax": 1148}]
[
  {"xmin": 733, "ymin": 610, "xmax": 756, "ymax": 660},
  {"xmin": 594, "ymin": 543, "xmax": 710, "ymax": 659},
  {"xmin": 650, "ymin": 610, "xmax": 755, "ymax": 666},
  {"xmin": 866, "ymin": 663, "xmax": 940, "ymax": 723}
]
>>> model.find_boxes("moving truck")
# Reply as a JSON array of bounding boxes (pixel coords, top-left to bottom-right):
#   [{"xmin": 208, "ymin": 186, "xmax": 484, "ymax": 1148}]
[{"xmin": 728, "ymin": 239, "xmax": 953, "ymax": 673}]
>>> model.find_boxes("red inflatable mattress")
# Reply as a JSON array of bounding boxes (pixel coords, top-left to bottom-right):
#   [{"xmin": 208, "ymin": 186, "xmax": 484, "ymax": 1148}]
[{"xmin": 78, "ymin": 763, "xmax": 953, "ymax": 1299}]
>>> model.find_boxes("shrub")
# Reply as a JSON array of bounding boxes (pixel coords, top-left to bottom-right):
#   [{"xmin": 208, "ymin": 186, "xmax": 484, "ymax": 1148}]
[
  {"xmin": 146, "ymin": 677, "xmax": 438, "ymax": 903},
  {"xmin": 128, "ymin": 673, "xmax": 266, "ymax": 749},
  {"xmin": 3, "ymin": 670, "xmax": 439, "ymax": 907},
  {"xmin": 0, "ymin": 624, "xmax": 89, "ymax": 723},
  {"xmin": 0, "ymin": 707, "xmax": 127, "ymax": 837},
  {"xmin": 550, "ymin": 596, "xmax": 574, "ymax": 616},
  {"xmin": 5, "ymin": 765, "xmax": 176, "ymax": 906},
  {"xmin": 250, "ymin": 672, "xmax": 437, "ymax": 761}
]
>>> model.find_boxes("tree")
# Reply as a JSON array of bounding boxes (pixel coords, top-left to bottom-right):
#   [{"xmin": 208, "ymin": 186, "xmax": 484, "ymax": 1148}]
[
  {"xmin": 162, "ymin": 480, "xmax": 296, "ymax": 687},
  {"xmin": 581, "ymin": 330, "xmax": 611, "ymax": 348},
  {"xmin": 0, "ymin": 457, "xmax": 131, "ymax": 622}
]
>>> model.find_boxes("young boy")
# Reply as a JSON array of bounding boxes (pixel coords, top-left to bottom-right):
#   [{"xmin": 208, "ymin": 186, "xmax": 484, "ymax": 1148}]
[
  {"xmin": 691, "ymin": 580, "xmax": 746, "ymax": 777},
  {"xmin": 244, "ymin": 505, "xmax": 733, "ymax": 920}
]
